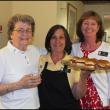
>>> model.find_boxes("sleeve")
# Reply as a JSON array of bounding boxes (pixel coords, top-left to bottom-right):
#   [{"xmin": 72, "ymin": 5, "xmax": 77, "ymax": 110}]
[
  {"xmin": 0, "ymin": 54, "xmax": 5, "ymax": 83},
  {"xmin": 106, "ymin": 44, "xmax": 110, "ymax": 99},
  {"xmin": 68, "ymin": 69, "xmax": 81, "ymax": 88},
  {"xmin": 38, "ymin": 55, "xmax": 45, "ymax": 75},
  {"xmin": 107, "ymin": 72, "xmax": 110, "ymax": 99},
  {"xmin": 71, "ymin": 43, "xmax": 80, "ymax": 56},
  {"xmin": 39, "ymin": 48, "xmax": 47, "ymax": 55},
  {"xmin": 71, "ymin": 44, "xmax": 75, "ymax": 56}
]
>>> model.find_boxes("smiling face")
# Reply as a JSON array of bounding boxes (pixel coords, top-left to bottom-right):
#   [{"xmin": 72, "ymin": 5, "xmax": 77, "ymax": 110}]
[
  {"xmin": 50, "ymin": 28, "xmax": 66, "ymax": 54},
  {"xmin": 11, "ymin": 22, "xmax": 32, "ymax": 51},
  {"xmin": 81, "ymin": 18, "xmax": 100, "ymax": 41}
]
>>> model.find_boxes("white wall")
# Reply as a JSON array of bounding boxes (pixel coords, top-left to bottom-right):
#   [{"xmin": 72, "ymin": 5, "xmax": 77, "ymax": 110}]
[
  {"xmin": 0, "ymin": 1, "xmax": 12, "ymax": 48},
  {"xmin": 0, "ymin": 1, "xmax": 110, "ymax": 47},
  {"xmin": 57, "ymin": 1, "xmax": 84, "ymax": 42},
  {"xmin": 84, "ymin": 4, "xmax": 110, "ymax": 16},
  {"xmin": 12, "ymin": 1, "xmax": 84, "ymax": 47},
  {"xmin": 0, "ymin": 1, "xmax": 84, "ymax": 48},
  {"xmin": 12, "ymin": 1, "xmax": 58, "ymax": 48}
]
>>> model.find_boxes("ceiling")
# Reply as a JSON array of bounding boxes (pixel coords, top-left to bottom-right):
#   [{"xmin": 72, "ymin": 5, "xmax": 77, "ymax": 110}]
[{"xmin": 81, "ymin": 0, "xmax": 110, "ymax": 4}]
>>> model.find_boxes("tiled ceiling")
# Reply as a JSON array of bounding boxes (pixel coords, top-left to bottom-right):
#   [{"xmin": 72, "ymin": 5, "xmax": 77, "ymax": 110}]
[{"xmin": 81, "ymin": 0, "xmax": 110, "ymax": 4}]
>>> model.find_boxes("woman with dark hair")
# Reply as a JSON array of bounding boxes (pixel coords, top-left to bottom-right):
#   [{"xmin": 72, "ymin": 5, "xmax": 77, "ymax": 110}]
[
  {"xmin": 71, "ymin": 10, "xmax": 110, "ymax": 109},
  {"xmin": 38, "ymin": 24, "xmax": 91, "ymax": 109}
]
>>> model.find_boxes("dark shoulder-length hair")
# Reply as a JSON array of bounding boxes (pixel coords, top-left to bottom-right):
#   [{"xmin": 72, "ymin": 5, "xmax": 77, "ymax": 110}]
[
  {"xmin": 76, "ymin": 10, "xmax": 104, "ymax": 42},
  {"xmin": 45, "ymin": 24, "xmax": 72, "ymax": 54}
]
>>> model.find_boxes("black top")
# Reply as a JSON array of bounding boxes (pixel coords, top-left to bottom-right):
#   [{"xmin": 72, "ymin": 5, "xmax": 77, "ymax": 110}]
[{"xmin": 38, "ymin": 62, "xmax": 81, "ymax": 109}]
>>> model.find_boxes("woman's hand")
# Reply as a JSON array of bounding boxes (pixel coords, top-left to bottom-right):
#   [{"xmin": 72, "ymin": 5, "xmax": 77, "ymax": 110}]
[
  {"xmin": 0, "ymin": 74, "xmax": 42, "ymax": 95},
  {"xmin": 19, "ymin": 74, "xmax": 42, "ymax": 89},
  {"xmin": 72, "ymin": 70, "xmax": 94, "ymax": 99},
  {"xmin": 80, "ymin": 70, "xmax": 94, "ymax": 80}
]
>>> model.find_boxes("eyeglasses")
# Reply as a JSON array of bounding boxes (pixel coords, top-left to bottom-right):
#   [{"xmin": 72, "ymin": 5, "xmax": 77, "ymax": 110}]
[{"xmin": 13, "ymin": 29, "xmax": 32, "ymax": 34}]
